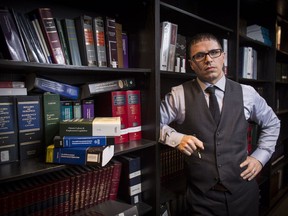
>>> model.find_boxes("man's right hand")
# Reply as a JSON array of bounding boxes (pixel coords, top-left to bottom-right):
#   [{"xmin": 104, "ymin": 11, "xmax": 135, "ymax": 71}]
[{"xmin": 176, "ymin": 135, "xmax": 204, "ymax": 156}]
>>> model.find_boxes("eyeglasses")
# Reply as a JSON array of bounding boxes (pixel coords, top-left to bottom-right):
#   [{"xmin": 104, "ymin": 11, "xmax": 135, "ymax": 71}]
[{"xmin": 192, "ymin": 49, "xmax": 223, "ymax": 62}]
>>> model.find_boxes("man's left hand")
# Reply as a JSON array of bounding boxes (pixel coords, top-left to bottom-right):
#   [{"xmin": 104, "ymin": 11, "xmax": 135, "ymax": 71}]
[{"xmin": 240, "ymin": 156, "xmax": 263, "ymax": 181}]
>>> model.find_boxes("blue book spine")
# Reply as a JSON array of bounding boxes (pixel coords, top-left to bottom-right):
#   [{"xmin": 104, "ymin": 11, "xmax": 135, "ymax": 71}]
[{"xmin": 53, "ymin": 135, "xmax": 114, "ymax": 147}]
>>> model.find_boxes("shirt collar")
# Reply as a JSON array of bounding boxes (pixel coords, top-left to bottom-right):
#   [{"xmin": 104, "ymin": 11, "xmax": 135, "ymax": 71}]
[{"xmin": 196, "ymin": 75, "xmax": 226, "ymax": 92}]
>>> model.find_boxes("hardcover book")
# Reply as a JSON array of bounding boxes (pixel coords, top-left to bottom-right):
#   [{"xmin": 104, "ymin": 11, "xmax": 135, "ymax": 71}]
[
  {"xmin": 55, "ymin": 18, "xmax": 71, "ymax": 65},
  {"xmin": 0, "ymin": 8, "xmax": 27, "ymax": 62},
  {"xmin": 175, "ymin": 33, "xmax": 186, "ymax": 73},
  {"xmin": 92, "ymin": 16, "xmax": 107, "ymax": 67},
  {"xmin": 60, "ymin": 100, "xmax": 73, "ymax": 120},
  {"xmin": 43, "ymin": 92, "xmax": 60, "ymax": 146},
  {"xmin": 81, "ymin": 78, "xmax": 135, "ymax": 99},
  {"xmin": 126, "ymin": 90, "xmax": 142, "ymax": 141},
  {"xmin": 46, "ymin": 144, "xmax": 114, "ymax": 167},
  {"xmin": 59, "ymin": 117, "xmax": 121, "ymax": 137},
  {"xmin": 109, "ymin": 159, "xmax": 122, "ymax": 200},
  {"xmin": 0, "ymin": 87, "xmax": 27, "ymax": 96},
  {"xmin": 105, "ymin": 16, "xmax": 118, "ymax": 68},
  {"xmin": 118, "ymin": 155, "xmax": 142, "ymax": 205},
  {"xmin": 16, "ymin": 95, "xmax": 43, "ymax": 160},
  {"xmin": 122, "ymin": 32, "xmax": 129, "ymax": 68},
  {"xmin": 61, "ymin": 18, "xmax": 82, "ymax": 66},
  {"xmin": 53, "ymin": 135, "xmax": 114, "ymax": 148},
  {"xmin": 0, "ymin": 96, "xmax": 18, "ymax": 164},
  {"xmin": 167, "ymin": 23, "xmax": 178, "ymax": 72},
  {"xmin": 82, "ymin": 99, "xmax": 94, "ymax": 119},
  {"xmin": 115, "ymin": 22, "xmax": 123, "ymax": 68},
  {"xmin": 34, "ymin": 8, "xmax": 66, "ymax": 64},
  {"xmin": 160, "ymin": 21, "xmax": 172, "ymax": 71},
  {"xmin": 73, "ymin": 100, "xmax": 82, "ymax": 119},
  {"xmin": 26, "ymin": 73, "xmax": 80, "ymax": 100},
  {"xmin": 0, "ymin": 81, "xmax": 25, "ymax": 88},
  {"xmin": 75, "ymin": 15, "xmax": 97, "ymax": 66}
]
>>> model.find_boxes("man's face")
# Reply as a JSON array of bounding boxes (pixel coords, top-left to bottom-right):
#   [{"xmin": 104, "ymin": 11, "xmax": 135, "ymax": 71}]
[{"xmin": 189, "ymin": 39, "xmax": 225, "ymax": 84}]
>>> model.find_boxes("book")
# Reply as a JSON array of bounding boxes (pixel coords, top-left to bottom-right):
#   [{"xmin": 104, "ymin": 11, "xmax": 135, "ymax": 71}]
[
  {"xmin": 160, "ymin": 21, "xmax": 172, "ymax": 71},
  {"xmin": 0, "ymin": 87, "xmax": 27, "ymax": 96},
  {"xmin": 105, "ymin": 16, "xmax": 118, "ymax": 68},
  {"xmin": 42, "ymin": 92, "xmax": 60, "ymax": 147},
  {"xmin": 53, "ymin": 135, "xmax": 114, "ymax": 148},
  {"xmin": 0, "ymin": 96, "xmax": 18, "ymax": 164},
  {"xmin": 118, "ymin": 155, "xmax": 142, "ymax": 205},
  {"xmin": 75, "ymin": 15, "xmax": 97, "ymax": 66},
  {"xmin": 16, "ymin": 95, "xmax": 43, "ymax": 160},
  {"xmin": 0, "ymin": 81, "xmax": 25, "ymax": 88},
  {"xmin": 92, "ymin": 16, "xmax": 107, "ymax": 67},
  {"xmin": 60, "ymin": 100, "xmax": 73, "ymax": 120},
  {"xmin": 61, "ymin": 18, "xmax": 82, "ymax": 66},
  {"xmin": 167, "ymin": 23, "xmax": 178, "ymax": 72},
  {"xmin": 26, "ymin": 73, "xmax": 80, "ymax": 100},
  {"xmin": 109, "ymin": 159, "xmax": 122, "ymax": 200},
  {"xmin": 126, "ymin": 90, "xmax": 142, "ymax": 141},
  {"xmin": 81, "ymin": 78, "xmax": 136, "ymax": 99},
  {"xmin": 82, "ymin": 99, "xmax": 94, "ymax": 119},
  {"xmin": 175, "ymin": 33, "xmax": 186, "ymax": 73},
  {"xmin": 122, "ymin": 32, "xmax": 129, "ymax": 68},
  {"xmin": 0, "ymin": 8, "xmax": 27, "ymax": 61},
  {"xmin": 59, "ymin": 117, "xmax": 121, "ymax": 137},
  {"xmin": 115, "ymin": 22, "xmax": 124, "ymax": 68},
  {"xmin": 55, "ymin": 18, "xmax": 71, "ymax": 65},
  {"xmin": 73, "ymin": 100, "xmax": 82, "ymax": 119},
  {"xmin": 34, "ymin": 8, "xmax": 66, "ymax": 64},
  {"xmin": 46, "ymin": 144, "xmax": 114, "ymax": 167},
  {"xmin": 222, "ymin": 38, "xmax": 228, "ymax": 75}
]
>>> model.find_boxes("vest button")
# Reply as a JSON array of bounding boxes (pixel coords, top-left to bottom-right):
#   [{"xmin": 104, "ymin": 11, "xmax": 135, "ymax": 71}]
[
  {"xmin": 217, "ymin": 142, "xmax": 220, "ymax": 145},
  {"xmin": 218, "ymin": 164, "xmax": 222, "ymax": 168}
]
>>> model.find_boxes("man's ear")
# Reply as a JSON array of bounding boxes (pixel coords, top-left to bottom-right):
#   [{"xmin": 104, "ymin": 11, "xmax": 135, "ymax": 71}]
[{"xmin": 189, "ymin": 60, "xmax": 195, "ymax": 71}]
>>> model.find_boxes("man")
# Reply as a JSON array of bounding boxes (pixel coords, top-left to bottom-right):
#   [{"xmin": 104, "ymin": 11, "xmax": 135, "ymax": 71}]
[{"xmin": 159, "ymin": 33, "xmax": 280, "ymax": 216}]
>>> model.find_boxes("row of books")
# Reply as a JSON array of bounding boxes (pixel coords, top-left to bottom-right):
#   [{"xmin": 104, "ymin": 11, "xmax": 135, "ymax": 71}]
[
  {"xmin": 239, "ymin": 46, "xmax": 258, "ymax": 79},
  {"xmin": 0, "ymin": 7, "xmax": 129, "ymax": 68},
  {"xmin": 160, "ymin": 21, "xmax": 186, "ymax": 73},
  {"xmin": 0, "ymin": 155, "xmax": 143, "ymax": 215}
]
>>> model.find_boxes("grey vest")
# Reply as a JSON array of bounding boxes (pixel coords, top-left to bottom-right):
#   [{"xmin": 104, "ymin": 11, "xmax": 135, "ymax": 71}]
[{"xmin": 178, "ymin": 79, "xmax": 248, "ymax": 193}]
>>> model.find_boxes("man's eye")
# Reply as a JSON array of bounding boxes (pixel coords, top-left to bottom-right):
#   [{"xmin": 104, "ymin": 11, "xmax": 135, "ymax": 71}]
[
  {"xmin": 195, "ymin": 53, "xmax": 204, "ymax": 58},
  {"xmin": 210, "ymin": 50, "xmax": 218, "ymax": 55}
]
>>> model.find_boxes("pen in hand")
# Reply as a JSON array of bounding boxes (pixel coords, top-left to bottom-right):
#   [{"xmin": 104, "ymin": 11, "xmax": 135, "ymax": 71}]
[{"xmin": 193, "ymin": 134, "xmax": 202, "ymax": 159}]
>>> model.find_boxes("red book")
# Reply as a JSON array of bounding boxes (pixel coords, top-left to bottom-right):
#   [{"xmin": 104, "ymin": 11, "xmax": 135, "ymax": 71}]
[
  {"xmin": 111, "ymin": 91, "xmax": 129, "ymax": 144},
  {"xmin": 34, "ymin": 8, "xmax": 66, "ymax": 64},
  {"xmin": 0, "ymin": 81, "xmax": 25, "ymax": 88},
  {"xmin": 109, "ymin": 159, "xmax": 122, "ymax": 200},
  {"xmin": 126, "ymin": 90, "xmax": 142, "ymax": 141}
]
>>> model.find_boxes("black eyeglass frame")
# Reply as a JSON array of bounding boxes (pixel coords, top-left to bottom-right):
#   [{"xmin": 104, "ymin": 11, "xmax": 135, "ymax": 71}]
[{"xmin": 191, "ymin": 49, "xmax": 223, "ymax": 62}]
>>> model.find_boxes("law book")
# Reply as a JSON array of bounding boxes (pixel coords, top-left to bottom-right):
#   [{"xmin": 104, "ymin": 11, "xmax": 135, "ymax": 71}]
[
  {"xmin": 60, "ymin": 100, "xmax": 73, "ymax": 120},
  {"xmin": 75, "ymin": 15, "xmax": 97, "ymax": 66},
  {"xmin": 73, "ymin": 100, "xmax": 82, "ymax": 119},
  {"xmin": 59, "ymin": 117, "xmax": 121, "ymax": 137},
  {"xmin": 167, "ymin": 23, "xmax": 178, "ymax": 72},
  {"xmin": 0, "ymin": 8, "xmax": 27, "ymax": 61},
  {"xmin": 117, "ymin": 155, "xmax": 142, "ymax": 205},
  {"xmin": 160, "ymin": 21, "xmax": 172, "ymax": 71},
  {"xmin": 53, "ymin": 135, "xmax": 114, "ymax": 148},
  {"xmin": 46, "ymin": 144, "xmax": 114, "ymax": 167},
  {"xmin": 26, "ymin": 73, "xmax": 80, "ymax": 100},
  {"xmin": 55, "ymin": 18, "xmax": 71, "ymax": 65},
  {"xmin": 0, "ymin": 87, "xmax": 27, "ymax": 96},
  {"xmin": 175, "ymin": 33, "xmax": 186, "ymax": 73},
  {"xmin": 42, "ymin": 92, "xmax": 60, "ymax": 146},
  {"xmin": 0, "ymin": 96, "xmax": 19, "ymax": 164},
  {"xmin": 82, "ymin": 99, "xmax": 95, "ymax": 119},
  {"xmin": 115, "ymin": 22, "xmax": 124, "ymax": 68},
  {"xmin": 105, "ymin": 16, "xmax": 118, "ymax": 68},
  {"xmin": 33, "ymin": 7, "xmax": 66, "ymax": 64},
  {"xmin": 109, "ymin": 158, "xmax": 122, "ymax": 200},
  {"xmin": 81, "ymin": 78, "xmax": 135, "ymax": 99},
  {"xmin": 61, "ymin": 18, "xmax": 82, "ymax": 66},
  {"xmin": 92, "ymin": 16, "xmax": 107, "ymax": 67},
  {"xmin": 122, "ymin": 32, "xmax": 129, "ymax": 68},
  {"xmin": 16, "ymin": 95, "xmax": 43, "ymax": 160},
  {"xmin": 0, "ymin": 81, "xmax": 25, "ymax": 88},
  {"xmin": 126, "ymin": 90, "xmax": 142, "ymax": 141}
]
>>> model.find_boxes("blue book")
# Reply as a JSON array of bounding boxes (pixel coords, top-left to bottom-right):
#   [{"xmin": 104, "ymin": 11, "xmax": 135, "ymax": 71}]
[
  {"xmin": 60, "ymin": 100, "xmax": 73, "ymax": 120},
  {"xmin": 0, "ymin": 96, "xmax": 18, "ymax": 164},
  {"xmin": 16, "ymin": 95, "xmax": 43, "ymax": 160},
  {"xmin": 26, "ymin": 73, "xmax": 80, "ymax": 100},
  {"xmin": 46, "ymin": 144, "xmax": 114, "ymax": 167},
  {"xmin": 53, "ymin": 135, "xmax": 114, "ymax": 147}
]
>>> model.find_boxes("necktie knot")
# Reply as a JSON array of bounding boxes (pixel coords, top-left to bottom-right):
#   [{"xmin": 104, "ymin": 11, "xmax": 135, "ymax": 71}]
[{"xmin": 205, "ymin": 86, "xmax": 216, "ymax": 94}]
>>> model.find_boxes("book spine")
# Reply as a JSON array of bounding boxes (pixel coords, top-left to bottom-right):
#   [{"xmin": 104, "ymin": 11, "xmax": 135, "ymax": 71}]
[
  {"xmin": 0, "ymin": 9, "xmax": 27, "ymax": 61},
  {"xmin": 16, "ymin": 95, "xmax": 43, "ymax": 160},
  {"xmin": 0, "ymin": 88, "xmax": 27, "ymax": 96},
  {"xmin": 53, "ymin": 135, "xmax": 114, "ymax": 148},
  {"xmin": 36, "ymin": 8, "xmax": 66, "ymax": 64},
  {"xmin": 0, "ymin": 96, "xmax": 19, "ymax": 164},
  {"xmin": 111, "ymin": 91, "xmax": 129, "ymax": 144},
  {"xmin": 122, "ymin": 32, "xmax": 129, "ymax": 68},
  {"xmin": 109, "ymin": 159, "xmax": 122, "ymax": 200},
  {"xmin": 60, "ymin": 100, "xmax": 73, "ymax": 120},
  {"xmin": 0, "ymin": 81, "xmax": 25, "ymax": 88},
  {"xmin": 105, "ymin": 16, "xmax": 118, "ymax": 68},
  {"xmin": 81, "ymin": 78, "xmax": 135, "ymax": 99},
  {"xmin": 126, "ymin": 90, "xmax": 142, "ymax": 141},
  {"xmin": 222, "ymin": 38, "xmax": 228, "ymax": 75},
  {"xmin": 167, "ymin": 23, "xmax": 178, "ymax": 72},
  {"xmin": 75, "ymin": 15, "xmax": 97, "ymax": 66},
  {"xmin": 61, "ymin": 19, "xmax": 82, "ymax": 66},
  {"xmin": 73, "ymin": 100, "xmax": 82, "ymax": 119},
  {"xmin": 160, "ymin": 21, "xmax": 172, "ymax": 71},
  {"xmin": 82, "ymin": 99, "xmax": 94, "ymax": 119},
  {"xmin": 93, "ymin": 16, "xmax": 107, "ymax": 67},
  {"xmin": 115, "ymin": 22, "xmax": 123, "ymax": 68},
  {"xmin": 55, "ymin": 18, "xmax": 71, "ymax": 65}
]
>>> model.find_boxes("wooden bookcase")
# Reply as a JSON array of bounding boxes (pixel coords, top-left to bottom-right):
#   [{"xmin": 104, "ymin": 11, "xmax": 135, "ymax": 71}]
[{"xmin": 0, "ymin": 0, "xmax": 288, "ymax": 215}]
